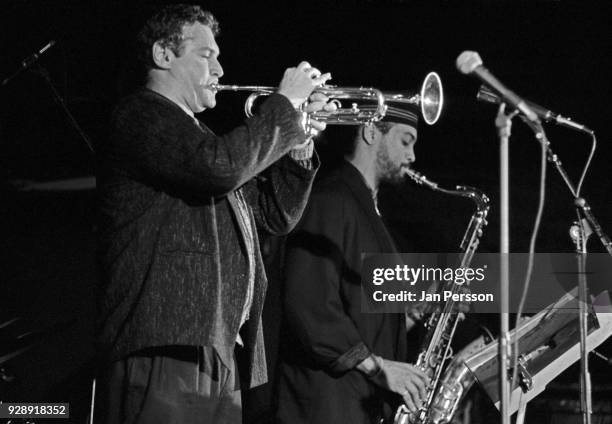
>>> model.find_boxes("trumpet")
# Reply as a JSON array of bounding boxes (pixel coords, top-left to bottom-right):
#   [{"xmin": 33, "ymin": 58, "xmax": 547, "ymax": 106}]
[{"xmin": 209, "ymin": 71, "xmax": 444, "ymax": 125}]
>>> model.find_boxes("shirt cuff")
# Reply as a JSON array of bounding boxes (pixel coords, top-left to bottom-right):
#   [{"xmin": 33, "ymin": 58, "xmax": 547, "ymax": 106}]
[
  {"xmin": 329, "ymin": 342, "xmax": 371, "ymax": 374},
  {"xmin": 288, "ymin": 138, "xmax": 314, "ymax": 159},
  {"xmin": 288, "ymin": 139, "xmax": 316, "ymax": 170}
]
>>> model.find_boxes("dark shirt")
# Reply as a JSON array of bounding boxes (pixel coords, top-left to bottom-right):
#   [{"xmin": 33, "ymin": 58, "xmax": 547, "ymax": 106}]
[{"xmin": 277, "ymin": 161, "xmax": 407, "ymax": 423}]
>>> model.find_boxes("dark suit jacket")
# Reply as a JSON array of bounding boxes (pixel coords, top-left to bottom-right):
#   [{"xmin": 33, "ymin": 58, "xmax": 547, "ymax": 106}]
[
  {"xmin": 277, "ymin": 162, "xmax": 408, "ymax": 423},
  {"xmin": 96, "ymin": 89, "xmax": 316, "ymax": 388}
]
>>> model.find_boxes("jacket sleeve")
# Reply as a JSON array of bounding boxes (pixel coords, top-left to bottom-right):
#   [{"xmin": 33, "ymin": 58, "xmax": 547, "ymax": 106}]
[
  {"xmin": 241, "ymin": 152, "xmax": 320, "ymax": 236},
  {"xmin": 283, "ymin": 188, "xmax": 371, "ymax": 374},
  {"xmin": 107, "ymin": 92, "xmax": 307, "ymax": 197}
]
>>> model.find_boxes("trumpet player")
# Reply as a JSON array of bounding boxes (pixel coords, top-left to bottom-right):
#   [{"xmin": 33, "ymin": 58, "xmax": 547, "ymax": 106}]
[
  {"xmin": 95, "ymin": 4, "xmax": 336, "ymax": 423},
  {"xmin": 277, "ymin": 103, "xmax": 431, "ymax": 423}
]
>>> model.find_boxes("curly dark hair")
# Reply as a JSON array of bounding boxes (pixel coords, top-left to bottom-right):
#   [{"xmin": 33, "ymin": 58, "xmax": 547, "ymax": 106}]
[{"xmin": 136, "ymin": 4, "xmax": 219, "ymax": 73}]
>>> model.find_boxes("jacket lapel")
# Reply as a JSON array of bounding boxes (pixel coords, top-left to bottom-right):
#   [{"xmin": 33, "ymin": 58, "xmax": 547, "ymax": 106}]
[{"xmin": 226, "ymin": 190, "xmax": 249, "ymax": 255}]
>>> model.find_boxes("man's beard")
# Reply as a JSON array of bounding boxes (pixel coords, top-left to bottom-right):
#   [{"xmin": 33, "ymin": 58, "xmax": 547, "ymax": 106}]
[{"xmin": 376, "ymin": 146, "xmax": 405, "ymax": 185}]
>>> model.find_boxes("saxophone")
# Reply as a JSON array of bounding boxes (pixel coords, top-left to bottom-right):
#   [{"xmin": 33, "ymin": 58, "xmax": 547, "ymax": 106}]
[{"xmin": 394, "ymin": 169, "xmax": 490, "ymax": 424}]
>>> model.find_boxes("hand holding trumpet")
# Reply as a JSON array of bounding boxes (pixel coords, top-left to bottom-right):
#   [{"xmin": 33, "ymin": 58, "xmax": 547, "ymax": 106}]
[
  {"xmin": 277, "ymin": 61, "xmax": 337, "ymax": 137},
  {"xmin": 277, "ymin": 61, "xmax": 330, "ymax": 107}
]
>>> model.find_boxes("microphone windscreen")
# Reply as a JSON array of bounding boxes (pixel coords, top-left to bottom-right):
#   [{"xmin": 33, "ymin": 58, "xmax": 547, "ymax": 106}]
[{"xmin": 456, "ymin": 51, "xmax": 483, "ymax": 75}]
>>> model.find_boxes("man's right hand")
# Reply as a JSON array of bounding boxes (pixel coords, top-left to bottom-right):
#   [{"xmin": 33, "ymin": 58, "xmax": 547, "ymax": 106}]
[
  {"xmin": 277, "ymin": 61, "xmax": 331, "ymax": 108},
  {"xmin": 359, "ymin": 355, "xmax": 431, "ymax": 413}
]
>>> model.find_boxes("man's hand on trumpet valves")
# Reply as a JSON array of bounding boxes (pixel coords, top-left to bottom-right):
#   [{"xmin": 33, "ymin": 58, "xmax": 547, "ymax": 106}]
[
  {"xmin": 277, "ymin": 61, "xmax": 331, "ymax": 107},
  {"xmin": 276, "ymin": 62, "xmax": 336, "ymax": 147},
  {"xmin": 301, "ymin": 91, "xmax": 338, "ymax": 137}
]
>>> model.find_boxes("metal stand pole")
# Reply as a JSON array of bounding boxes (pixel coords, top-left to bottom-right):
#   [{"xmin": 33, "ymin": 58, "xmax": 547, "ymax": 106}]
[
  {"xmin": 515, "ymin": 392, "xmax": 528, "ymax": 424},
  {"xmin": 572, "ymin": 218, "xmax": 593, "ymax": 424},
  {"xmin": 498, "ymin": 111, "xmax": 511, "ymax": 424},
  {"xmin": 89, "ymin": 378, "xmax": 96, "ymax": 424}
]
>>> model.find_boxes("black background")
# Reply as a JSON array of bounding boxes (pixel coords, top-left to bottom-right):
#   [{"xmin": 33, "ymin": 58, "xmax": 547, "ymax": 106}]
[{"xmin": 1, "ymin": 0, "xmax": 611, "ymax": 422}]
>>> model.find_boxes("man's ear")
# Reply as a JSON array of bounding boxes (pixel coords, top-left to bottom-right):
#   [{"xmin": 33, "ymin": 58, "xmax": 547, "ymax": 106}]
[
  {"xmin": 362, "ymin": 124, "xmax": 377, "ymax": 146},
  {"xmin": 151, "ymin": 42, "xmax": 174, "ymax": 69}
]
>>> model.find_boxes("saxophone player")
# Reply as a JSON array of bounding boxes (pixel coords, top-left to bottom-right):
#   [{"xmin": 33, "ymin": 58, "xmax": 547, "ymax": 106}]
[{"xmin": 276, "ymin": 103, "xmax": 431, "ymax": 423}]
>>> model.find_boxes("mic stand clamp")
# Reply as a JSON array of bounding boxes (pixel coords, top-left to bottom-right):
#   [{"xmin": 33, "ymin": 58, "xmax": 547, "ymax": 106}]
[{"xmin": 575, "ymin": 198, "xmax": 612, "ymax": 256}]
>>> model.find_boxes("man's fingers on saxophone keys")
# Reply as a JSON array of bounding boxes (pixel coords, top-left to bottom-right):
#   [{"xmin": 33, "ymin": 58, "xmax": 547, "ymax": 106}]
[
  {"xmin": 403, "ymin": 379, "xmax": 425, "ymax": 412},
  {"xmin": 401, "ymin": 384, "xmax": 418, "ymax": 413},
  {"xmin": 412, "ymin": 364, "xmax": 431, "ymax": 388},
  {"xmin": 407, "ymin": 369, "xmax": 428, "ymax": 402}
]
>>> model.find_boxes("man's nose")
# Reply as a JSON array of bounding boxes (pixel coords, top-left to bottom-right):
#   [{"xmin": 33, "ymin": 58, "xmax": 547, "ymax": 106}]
[
  {"xmin": 211, "ymin": 59, "xmax": 224, "ymax": 78},
  {"xmin": 406, "ymin": 147, "xmax": 415, "ymax": 163}
]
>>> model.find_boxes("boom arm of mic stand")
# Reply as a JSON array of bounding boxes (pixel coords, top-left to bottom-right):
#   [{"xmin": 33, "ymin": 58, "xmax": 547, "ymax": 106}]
[{"xmin": 517, "ymin": 115, "xmax": 611, "ymax": 257}]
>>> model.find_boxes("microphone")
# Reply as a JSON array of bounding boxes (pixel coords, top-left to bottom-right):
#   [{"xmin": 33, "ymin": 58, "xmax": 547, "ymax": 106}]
[
  {"xmin": 477, "ymin": 84, "xmax": 593, "ymax": 134},
  {"xmin": 2, "ymin": 40, "xmax": 56, "ymax": 87},
  {"xmin": 456, "ymin": 51, "xmax": 539, "ymax": 123}
]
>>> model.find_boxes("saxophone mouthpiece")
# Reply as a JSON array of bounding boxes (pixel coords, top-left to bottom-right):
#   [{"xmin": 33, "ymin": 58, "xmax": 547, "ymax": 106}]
[{"xmin": 405, "ymin": 169, "xmax": 439, "ymax": 189}]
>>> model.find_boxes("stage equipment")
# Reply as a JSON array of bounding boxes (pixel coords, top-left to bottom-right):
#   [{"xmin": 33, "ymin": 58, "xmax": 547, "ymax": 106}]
[
  {"xmin": 1, "ymin": 38, "xmax": 94, "ymax": 153},
  {"xmin": 210, "ymin": 71, "xmax": 444, "ymax": 125},
  {"xmin": 465, "ymin": 290, "xmax": 612, "ymax": 422},
  {"xmin": 457, "ymin": 50, "xmax": 548, "ymax": 424},
  {"xmin": 477, "ymin": 84, "xmax": 593, "ymax": 134},
  {"xmin": 394, "ymin": 290, "xmax": 612, "ymax": 424},
  {"xmin": 393, "ymin": 169, "xmax": 489, "ymax": 424},
  {"xmin": 1, "ymin": 40, "xmax": 55, "ymax": 87}
]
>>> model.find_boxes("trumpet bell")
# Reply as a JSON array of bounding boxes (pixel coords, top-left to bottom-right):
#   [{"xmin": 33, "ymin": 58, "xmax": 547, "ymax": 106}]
[
  {"xmin": 384, "ymin": 71, "xmax": 443, "ymax": 125},
  {"xmin": 421, "ymin": 71, "xmax": 444, "ymax": 125}
]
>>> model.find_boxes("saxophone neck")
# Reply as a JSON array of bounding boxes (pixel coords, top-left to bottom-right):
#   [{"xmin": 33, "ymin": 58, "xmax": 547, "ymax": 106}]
[
  {"xmin": 405, "ymin": 169, "xmax": 490, "ymax": 215},
  {"xmin": 405, "ymin": 168, "xmax": 490, "ymax": 253}
]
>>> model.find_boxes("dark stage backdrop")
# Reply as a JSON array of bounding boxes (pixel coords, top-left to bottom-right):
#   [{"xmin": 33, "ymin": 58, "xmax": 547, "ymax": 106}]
[{"xmin": 1, "ymin": 1, "xmax": 611, "ymax": 423}]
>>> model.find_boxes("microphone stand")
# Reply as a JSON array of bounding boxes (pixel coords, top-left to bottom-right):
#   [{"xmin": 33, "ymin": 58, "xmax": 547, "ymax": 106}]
[
  {"xmin": 517, "ymin": 115, "xmax": 610, "ymax": 424},
  {"xmin": 1, "ymin": 40, "xmax": 56, "ymax": 87},
  {"xmin": 1, "ymin": 45, "xmax": 95, "ymax": 154},
  {"xmin": 572, "ymin": 218, "xmax": 593, "ymax": 424},
  {"xmin": 519, "ymin": 115, "xmax": 611, "ymax": 258},
  {"xmin": 35, "ymin": 64, "xmax": 95, "ymax": 153},
  {"xmin": 497, "ymin": 108, "xmax": 512, "ymax": 424}
]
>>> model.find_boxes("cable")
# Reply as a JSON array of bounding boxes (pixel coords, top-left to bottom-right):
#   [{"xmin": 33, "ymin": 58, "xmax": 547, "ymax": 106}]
[
  {"xmin": 576, "ymin": 132, "xmax": 597, "ymax": 198},
  {"xmin": 511, "ymin": 124, "xmax": 549, "ymax": 388}
]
